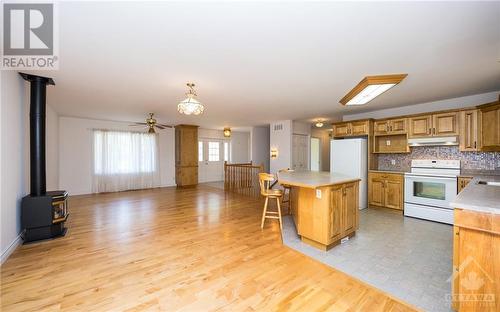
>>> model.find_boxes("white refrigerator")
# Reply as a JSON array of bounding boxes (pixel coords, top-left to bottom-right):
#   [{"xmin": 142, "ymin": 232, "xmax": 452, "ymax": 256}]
[{"xmin": 330, "ymin": 138, "xmax": 367, "ymax": 210}]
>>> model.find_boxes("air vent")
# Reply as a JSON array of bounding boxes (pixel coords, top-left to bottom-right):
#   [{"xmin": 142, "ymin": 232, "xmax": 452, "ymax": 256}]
[{"xmin": 273, "ymin": 124, "xmax": 284, "ymax": 131}]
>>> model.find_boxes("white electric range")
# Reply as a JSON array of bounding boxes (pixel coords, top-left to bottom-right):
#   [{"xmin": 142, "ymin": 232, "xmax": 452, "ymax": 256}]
[{"xmin": 404, "ymin": 159, "xmax": 460, "ymax": 225}]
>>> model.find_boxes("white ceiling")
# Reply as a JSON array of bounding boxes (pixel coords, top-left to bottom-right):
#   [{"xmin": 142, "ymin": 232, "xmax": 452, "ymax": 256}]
[{"xmin": 29, "ymin": 1, "xmax": 500, "ymax": 129}]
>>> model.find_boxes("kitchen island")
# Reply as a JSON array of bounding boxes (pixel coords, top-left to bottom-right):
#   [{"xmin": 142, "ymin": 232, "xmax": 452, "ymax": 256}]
[
  {"xmin": 278, "ymin": 171, "xmax": 361, "ymax": 251},
  {"xmin": 450, "ymin": 175, "xmax": 500, "ymax": 312}
]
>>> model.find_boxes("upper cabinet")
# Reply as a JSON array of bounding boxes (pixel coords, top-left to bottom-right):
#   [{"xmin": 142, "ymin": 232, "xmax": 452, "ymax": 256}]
[
  {"xmin": 478, "ymin": 101, "xmax": 500, "ymax": 151},
  {"xmin": 459, "ymin": 109, "xmax": 479, "ymax": 151},
  {"xmin": 332, "ymin": 120, "xmax": 371, "ymax": 138},
  {"xmin": 408, "ymin": 112, "xmax": 458, "ymax": 138},
  {"xmin": 374, "ymin": 118, "xmax": 407, "ymax": 136},
  {"xmin": 433, "ymin": 112, "xmax": 459, "ymax": 136}
]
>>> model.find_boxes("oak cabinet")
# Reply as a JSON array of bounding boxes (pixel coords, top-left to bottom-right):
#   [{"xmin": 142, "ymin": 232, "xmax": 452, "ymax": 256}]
[
  {"xmin": 478, "ymin": 101, "xmax": 500, "ymax": 151},
  {"xmin": 332, "ymin": 123, "xmax": 350, "ymax": 137},
  {"xmin": 452, "ymin": 209, "xmax": 500, "ymax": 311},
  {"xmin": 368, "ymin": 172, "xmax": 404, "ymax": 210},
  {"xmin": 433, "ymin": 112, "xmax": 459, "ymax": 136},
  {"xmin": 408, "ymin": 115, "xmax": 432, "ymax": 138},
  {"xmin": 457, "ymin": 176, "xmax": 473, "ymax": 193},
  {"xmin": 175, "ymin": 125, "xmax": 199, "ymax": 187},
  {"xmin": 332, "ymin": 120, "xmax": 371, "ymax": 138},
  {"xmin": 369, "ymin": 177, "xmax": 385, "ymax": 206},
  {"xmin": 408, "ymin": 112, "xmax": 458, "ymax": 138},
  {"xmin": 459, "ymin": 110, "xmax": 480, "ymax": 151},
  {"xmin": 374, "ymin": 118, "xmax": 407, "ymax": 136},
  {"xmin": 385, "ymin": 179, "xmax": 404, "ymax": 210},
  {"xmin": 329, "ymin": 182, "xmax": 358, "ymax": 238}
]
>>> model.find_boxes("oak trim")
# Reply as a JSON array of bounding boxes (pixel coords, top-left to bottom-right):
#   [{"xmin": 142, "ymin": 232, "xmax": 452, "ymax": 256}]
[{"xmin": 339, "ymin": 74, "xmax": 408, "ymax": 106}]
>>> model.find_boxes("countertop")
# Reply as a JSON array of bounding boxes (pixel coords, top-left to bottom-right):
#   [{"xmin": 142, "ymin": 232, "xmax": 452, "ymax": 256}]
[
  {"xmin": 450, "ymin": 175, "xmax": 500, "ymax": 214},
  {"xmin": 277, "ymin": 171, "xmax": 360, "ymax": 189},
  {"xmin": 460, "ymin": 169, "xmax": 500, "ymax": 177}
]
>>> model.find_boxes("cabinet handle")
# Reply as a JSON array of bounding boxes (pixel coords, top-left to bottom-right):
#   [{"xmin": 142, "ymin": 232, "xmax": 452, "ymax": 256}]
[
  {"xmin": 428, "ymin": 128, "xmax": 431, "ymax": 134},
  {"xmin": 474, "ymin": 141, "xmax": 476, "ymax": 149},
  {"xmin": 433, "ymin": 128, "xmax": 436, "ymax": 135}
]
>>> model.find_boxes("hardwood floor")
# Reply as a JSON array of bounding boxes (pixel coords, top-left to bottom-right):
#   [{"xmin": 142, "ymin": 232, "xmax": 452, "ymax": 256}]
[{"xmin": 1, "ymin": 185, "xmax": 416, "ymax": 311}]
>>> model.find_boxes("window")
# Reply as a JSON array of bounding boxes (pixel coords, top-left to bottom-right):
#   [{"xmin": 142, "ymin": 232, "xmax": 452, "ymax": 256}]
[
  {"xmin": 224, "ymin": 142, "xmax": 229, "ymax": 162},
  {"xmin": 208, "ymin": 142, "xmax": 220, "ymax": 161},
  {"xmin": 198, "ymin": 141, "xmax": 203, "ymax": 161},
  {"xmin": 93, "ymin": 130, "xmax": 157, "ymax": 174},
  {"xmin": 92, "ymin": 129, "xmax": 160, "ymax": 193}
]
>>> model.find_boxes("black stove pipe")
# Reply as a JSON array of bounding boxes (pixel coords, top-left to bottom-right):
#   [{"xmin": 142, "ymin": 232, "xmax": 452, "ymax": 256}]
[{"xmin": 19, "ymin": 73, "xmax": 55, "ymax": 197}]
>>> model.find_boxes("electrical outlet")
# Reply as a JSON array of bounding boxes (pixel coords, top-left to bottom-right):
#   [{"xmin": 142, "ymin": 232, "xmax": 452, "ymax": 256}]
[
  {"xmin": 386, "ymin": 140, "xmax": 391, "ymax": 146},
  {"xmin": 391, "ymin": 159, "xmax": 396, "ymax": 165},
  {"xmin": 316, "ymin": 189, "xmax": 322, "ymax": 199}
]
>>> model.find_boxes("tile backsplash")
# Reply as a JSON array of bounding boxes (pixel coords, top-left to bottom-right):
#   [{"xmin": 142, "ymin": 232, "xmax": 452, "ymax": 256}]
[{"xmin": 377, "ymin": 146, "xmax": 500, "ymax": 171}]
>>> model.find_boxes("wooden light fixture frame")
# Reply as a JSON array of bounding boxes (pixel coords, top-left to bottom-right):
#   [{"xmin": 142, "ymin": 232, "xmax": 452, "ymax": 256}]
[{"xmin": 339, "ymin": 74, "xmax": 408, "ymax": 106}]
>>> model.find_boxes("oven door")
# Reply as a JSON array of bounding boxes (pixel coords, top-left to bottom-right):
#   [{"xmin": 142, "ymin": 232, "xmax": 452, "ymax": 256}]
[{"xmin": 404, "ymin": 174, "xmax": 457, "ymax": 209}]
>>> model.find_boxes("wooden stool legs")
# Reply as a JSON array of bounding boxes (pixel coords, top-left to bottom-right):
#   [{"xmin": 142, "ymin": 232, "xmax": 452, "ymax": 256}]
[
  {"xmin": 261, "ymin": 196, "xmax": 283, "ymax": 230},
  {"xmin": 281, "ymin": 187, "xmax": 291, "ymax": 215}
]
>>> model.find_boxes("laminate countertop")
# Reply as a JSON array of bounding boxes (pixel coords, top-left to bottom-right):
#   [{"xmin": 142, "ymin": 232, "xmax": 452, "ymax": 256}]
[
  {"xmin": 278, "ymin": 171, "xmax": 360, "ymax": 189},
  {"xmin": 450, "ymin": 175, "xmax": 500, "ymax": 214},
  {"xmin": 459, "ymin": 169, "xmax": 500, "ymax": 177},
  {"xmin": 369, "ymin": 169, "xmax": 408, "ymax": 175}
]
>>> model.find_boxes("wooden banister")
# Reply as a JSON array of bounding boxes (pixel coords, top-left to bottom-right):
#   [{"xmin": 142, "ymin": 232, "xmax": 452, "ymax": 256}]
[{"xmin": 224, "ymin": 161, "xmax": 265, "ymax": 197}]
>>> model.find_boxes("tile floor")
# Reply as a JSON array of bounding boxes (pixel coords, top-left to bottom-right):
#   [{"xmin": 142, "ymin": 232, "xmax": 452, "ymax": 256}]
[{"xmin": 281, "ymin": 208, "xmax": 454, "ymax": 312}]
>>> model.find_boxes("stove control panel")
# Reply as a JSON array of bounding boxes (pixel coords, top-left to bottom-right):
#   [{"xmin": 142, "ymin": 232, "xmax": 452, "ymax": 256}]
[{"xmin": 411, "ymin": 159, "xmax": 460, "ymax": 169}]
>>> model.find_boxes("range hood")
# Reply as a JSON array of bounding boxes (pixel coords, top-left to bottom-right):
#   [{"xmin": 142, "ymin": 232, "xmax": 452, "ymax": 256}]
[{"xmin": 408, "ymin": 136, "xmax": 458, "ymax": 147}]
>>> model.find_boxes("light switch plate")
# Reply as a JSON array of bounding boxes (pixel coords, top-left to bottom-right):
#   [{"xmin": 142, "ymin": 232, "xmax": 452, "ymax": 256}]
[
  {"xmin": 386, "ymin": 140, "xmax": 391, "ymax": 146},
  {"xmin": 316, "ymin": 189, "xmax": 322, "ymax": 199},
  {"xmin": 391, "ymin": 159, "xmax": 396, "ymax": 165}
]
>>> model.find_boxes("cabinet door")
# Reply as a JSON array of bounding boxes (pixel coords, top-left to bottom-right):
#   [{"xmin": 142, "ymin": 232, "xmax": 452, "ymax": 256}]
[
  {"xmin": 459, "ymin": 110, "xmax": 479, "ymax": 151},
  {"xmin": 480, "ymin": 104, "xmax": 500, "ymax": 151},
  {"xmin": 389, "ymin": 118, "xmax": 407, "ymax": 134},
  {"xmin": 384, "ymin": 179, "xmax": 403, "ymax": 210},
  {"xmin": 374, "ymin": 120, "xmax": 389, "ymax": 135},
  {"xmin": 408, "ymin": 115, "xmax": 432, "ymax": 138},
  {"xmin": 433, "ymin": 112, "xmax": 458, "ymax": 136},
  {"xmin": 329, "ymin": 185, "xmax": 343, "ymax": 242},
  {"xmin": 368, "ymin": 173, "xmax": 385, "ymax": 207},
  {"xmin": 342, "ymin": 182, "xmax": 358, "ymax": 234},
  {"xmin": 333, "ymin": 123, "xmax": 350, "ymax": 137},
  {"xmin": 351, "ymin": 120, "xmax": 369, "ymax": 136}
]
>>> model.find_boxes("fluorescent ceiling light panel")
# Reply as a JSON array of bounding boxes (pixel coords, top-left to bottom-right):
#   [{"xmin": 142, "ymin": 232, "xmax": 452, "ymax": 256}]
[{"xmin": 340, "ymin": 74, "xmax": 407, "ymax": 106}]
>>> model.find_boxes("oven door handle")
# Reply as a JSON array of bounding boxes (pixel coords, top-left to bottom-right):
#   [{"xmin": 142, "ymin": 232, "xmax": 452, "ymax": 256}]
[{"xmin": 405, "ymin": 175, "xmax": 457, "ymax": 181}]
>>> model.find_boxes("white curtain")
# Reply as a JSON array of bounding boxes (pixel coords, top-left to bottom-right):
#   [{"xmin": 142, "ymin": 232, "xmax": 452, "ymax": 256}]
[{"xmin": 92, "ymin": 129, "xmax": 160, "ymax": 193}]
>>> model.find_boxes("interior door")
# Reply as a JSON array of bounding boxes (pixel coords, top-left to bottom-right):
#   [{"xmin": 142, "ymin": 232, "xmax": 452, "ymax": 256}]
[
  {"xmin": 310, "ymin": 137, "xmax": 321, "ymax": 171},
  {"xmin": 292, "ymin": 134, "xmax": 309, "ymax": 171},
  {"xmin": 198, "ymin": 139, "xmax": 224, "ymax": 183}
]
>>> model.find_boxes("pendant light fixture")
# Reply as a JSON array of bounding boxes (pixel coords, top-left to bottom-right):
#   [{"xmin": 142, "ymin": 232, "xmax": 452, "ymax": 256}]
[
  {"xmin": 315, "ymin": 120, "xmax": 324, "ymax": 128},
  {"xmin": 177, "ymin": 83, "xmax": 204, "ymax": 115}
]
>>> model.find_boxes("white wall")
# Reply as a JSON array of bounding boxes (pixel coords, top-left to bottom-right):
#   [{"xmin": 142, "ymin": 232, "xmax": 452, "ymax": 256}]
[
  {"xmin": 292, "ymin": 121, "xmax": 312, "ymax": 135},
  {"xmin": 270, "ymin": 120, "xmax": 292, "ymax": 174},
  {"xmin": 59, "ymin": 117, "xmax": 175, "ymax": 195},
  {"xmin": 250, "ymin": 126, "xmax": 270, "ymax": 172},
  {"xmin": 1, "ymin": 71, "xmax": 27, "ymax": 263},
  {"xmin": 343, "ymin": 91, "xmax": 500, "ymax": 121}
]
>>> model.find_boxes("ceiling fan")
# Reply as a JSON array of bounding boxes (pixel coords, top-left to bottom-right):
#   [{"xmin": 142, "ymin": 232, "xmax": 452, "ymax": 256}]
[{"xmin": 130, "ymin": 113, "xmax": 172, "ymax": 133}]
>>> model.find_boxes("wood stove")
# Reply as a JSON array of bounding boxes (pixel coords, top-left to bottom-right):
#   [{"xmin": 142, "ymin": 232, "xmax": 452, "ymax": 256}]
[{"xmin": 20, "ymin": 73, "xmax": 69, "ymax": 243}]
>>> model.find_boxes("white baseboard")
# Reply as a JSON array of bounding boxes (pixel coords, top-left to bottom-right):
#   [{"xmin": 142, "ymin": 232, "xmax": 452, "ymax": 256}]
[{"xmin": 1, "ymin": 233, "xmax": 22, "ymax": 265}]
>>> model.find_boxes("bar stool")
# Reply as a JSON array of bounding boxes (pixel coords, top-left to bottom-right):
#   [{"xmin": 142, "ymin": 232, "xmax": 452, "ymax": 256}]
[
  {"xmin": 259, "ymin": 173, "xmax": 283, "ymax": 230},
  {"xmin": 278, "ymin": 168, "xmax": 292, "ymax": 215}
]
